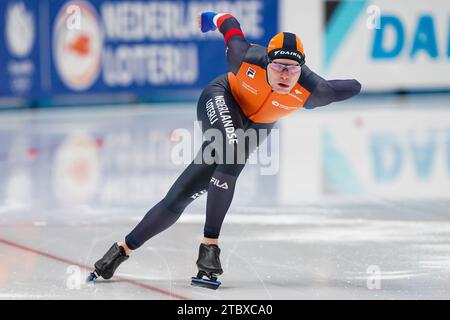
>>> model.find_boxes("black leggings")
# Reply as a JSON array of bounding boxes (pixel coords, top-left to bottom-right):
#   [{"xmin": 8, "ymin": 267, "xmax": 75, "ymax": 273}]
[{"xmin": 125, "ymin": 76, "xmax": 274, "ymax": 249}]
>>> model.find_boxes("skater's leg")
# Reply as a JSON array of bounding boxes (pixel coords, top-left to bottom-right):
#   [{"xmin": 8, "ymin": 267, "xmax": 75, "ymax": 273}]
[
  {"xmin": 89, "ymin": 137, "xmax": 218, "ymax": 282},
  {"xmin": 202, "ymin": 99, "xmax": 276, "ymax": 240},
  {"xmin": 109, "ymin": 80, "xmax": 228, "ymax": 252},
  {"xmin": 192, "ymin": 122, "xmax": 274, "ymax": 287},
  {"xmin": 123, "ymin": 200, "xmax": 180, "ymax": 250},
  {"xmin": 90, "ymin": 78, "xmax": 225, "ymax": 280},
  {"xmin": 124, "ymin": 149, "xmax": 218, "ymax": 250},
  {"xmin": 162, "ymin": 143, "xmax": 218, "ymax": 214},
  {"xmin": 89, "ymin": 143, "xmax": 220, "ymax": 280},
  {"xmin": 203, "ymin": 169, "xmax": 240, "ymax": 239}
]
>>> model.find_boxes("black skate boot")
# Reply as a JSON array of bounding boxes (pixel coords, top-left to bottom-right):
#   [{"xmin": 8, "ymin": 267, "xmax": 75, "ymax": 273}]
[
  {"xmin": 87, "ymin": 243, "xmax": 129, "ymax": 282},
  {"xmin": 191, "ymin": 243, "xmax": 223, "ymax": 289}
]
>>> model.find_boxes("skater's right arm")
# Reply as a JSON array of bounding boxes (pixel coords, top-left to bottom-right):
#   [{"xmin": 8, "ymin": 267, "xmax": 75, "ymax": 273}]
[{"xmin": 198, "ymin": 12, "xmax": 251, "ymax": 75}]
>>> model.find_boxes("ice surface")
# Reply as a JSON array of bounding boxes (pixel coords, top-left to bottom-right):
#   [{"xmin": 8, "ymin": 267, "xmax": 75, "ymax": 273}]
[{"xmin": 1, "ymin": 101, "xmax": 450, "ymax": 299}]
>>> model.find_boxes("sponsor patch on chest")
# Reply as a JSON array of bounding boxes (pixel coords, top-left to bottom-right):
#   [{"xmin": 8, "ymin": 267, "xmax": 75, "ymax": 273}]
[
  {"xmin": 246, "ymin": 67, "xmax": 256, "ymax": 79},
  {"xmin": 271, "ymin": 100, "xmax": 297, "ymax": 111}
]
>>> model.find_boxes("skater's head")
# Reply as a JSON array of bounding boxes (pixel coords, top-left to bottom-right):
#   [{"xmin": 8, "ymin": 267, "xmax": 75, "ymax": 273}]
[{"xmin": 266, "ymin": 32, "xmax": 305, "ymax": 94}]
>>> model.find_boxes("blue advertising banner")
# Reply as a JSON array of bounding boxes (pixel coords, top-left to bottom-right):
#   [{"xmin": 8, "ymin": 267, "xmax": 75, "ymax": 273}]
[
  {"xmin": 0, "ymin": 0, "xmax": 40, "ymax": 98},
  {"xmin": 47, "ymin": 0, "xmax": 278, "ymax": 95},
  {"xmin": 0, "ymin": 0, "xmax": 278, "ymax": 102}
]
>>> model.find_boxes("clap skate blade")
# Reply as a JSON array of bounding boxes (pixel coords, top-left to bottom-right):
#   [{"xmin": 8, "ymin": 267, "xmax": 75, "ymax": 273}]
[
  {"xmin": 191, "ymin": 271, "xmax": 221, "ymax": 289},
  {"xmin": 86, "ymin": 270, "xmax": 99, "ymax": 282}
]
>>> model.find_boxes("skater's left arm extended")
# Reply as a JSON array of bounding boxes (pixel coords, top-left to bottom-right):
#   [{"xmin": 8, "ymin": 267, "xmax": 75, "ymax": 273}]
[
  {"xmin": 199, "ymin": 12, "xmax": 250, "ymax": 75},
  {"xmin": 301, "ymin": 65, "xmax": 362, "ymax": 109}
]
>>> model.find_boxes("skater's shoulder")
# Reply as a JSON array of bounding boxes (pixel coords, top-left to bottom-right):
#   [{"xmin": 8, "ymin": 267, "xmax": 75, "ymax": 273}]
[{"xmin": 243, "ymin": 44, "xmax": 269, "ymax": 67}]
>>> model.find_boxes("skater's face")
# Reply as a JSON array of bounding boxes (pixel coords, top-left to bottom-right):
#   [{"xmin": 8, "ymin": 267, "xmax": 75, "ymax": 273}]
[{"xmin": 267, "ymin": 58, "xmax": 301, "ymax": 94}]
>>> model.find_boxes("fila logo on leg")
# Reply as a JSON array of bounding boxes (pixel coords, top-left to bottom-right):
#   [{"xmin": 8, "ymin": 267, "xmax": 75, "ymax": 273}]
[{"xmin": 211, "ymin": 177, "xmax": 229, "ymax": 190}]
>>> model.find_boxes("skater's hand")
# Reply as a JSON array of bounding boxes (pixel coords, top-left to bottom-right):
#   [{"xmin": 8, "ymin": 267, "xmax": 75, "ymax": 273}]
[{"xmin": 198, "ymin": 12, "xmax": 217, "ymax": 33}]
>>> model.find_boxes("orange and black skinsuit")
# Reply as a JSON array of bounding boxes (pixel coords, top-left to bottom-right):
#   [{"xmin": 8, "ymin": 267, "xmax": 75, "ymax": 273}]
[{"xmin": 124, "ymin": 14, "xmax": 361, "ymax": 248}]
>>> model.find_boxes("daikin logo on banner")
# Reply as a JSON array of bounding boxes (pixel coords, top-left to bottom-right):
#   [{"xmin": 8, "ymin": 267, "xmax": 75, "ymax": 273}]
[
  {"xmin": 53, "ymin": 0, "xmax": 102, "ymax": 91},
  {"xmin": 324, "ymin": 0, "xmax": 450, "ymax": 70},
  {"xmin": 372, "ymin": 14, "xmax": 450, "ymax": 60}
]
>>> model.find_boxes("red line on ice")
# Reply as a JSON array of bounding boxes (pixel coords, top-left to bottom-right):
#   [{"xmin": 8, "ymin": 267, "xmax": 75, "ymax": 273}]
[{"xmin": 0, "ymin": 237, "xmax": 190, "ymax": 300}]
